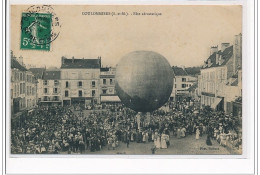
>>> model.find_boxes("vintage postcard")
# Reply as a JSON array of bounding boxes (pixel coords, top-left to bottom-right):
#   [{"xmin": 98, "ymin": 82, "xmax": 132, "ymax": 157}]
[{"xmin": 10, "ymin": 5, "xmax": 242, "ymax": 155}]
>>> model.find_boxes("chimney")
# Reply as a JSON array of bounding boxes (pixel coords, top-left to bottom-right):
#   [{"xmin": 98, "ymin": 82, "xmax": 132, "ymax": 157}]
[
  {"xmin": 61, "ymin": 56, "xmax": 65, "ymax": 64},
  {"xmin": 99, "ymin": 56, "xmax": 102, "ymax": 68},
  {"xmin": 233, "ymin": 33, "xmax": 242, "ymax": 74},
  {"xmin": 210, "ymin": 46, "xmax": 218, "ymax": 55},
  {"xmin": 221, "ymin": 43, "xmax": 230, "ymax": 52},
  {"xmin": 19, "ymin": 56, "xmax": 23, "ymax": 65}
]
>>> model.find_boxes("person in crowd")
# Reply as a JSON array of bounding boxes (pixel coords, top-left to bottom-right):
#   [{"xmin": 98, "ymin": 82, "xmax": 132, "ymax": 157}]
[
  {"xmin": 196, "ymin": 127, "xmax": 200, "ymax": 140},
  {"xmin": 206, "ymin": 134, "xmax": 212, "ymax": 146},
  {"xmin": 156, "ymin": 134, "xmax": 161, "ymax": 149},
  {"xmin": 160, "ymin": 132, "xmax": 168, "ymax": 149}
]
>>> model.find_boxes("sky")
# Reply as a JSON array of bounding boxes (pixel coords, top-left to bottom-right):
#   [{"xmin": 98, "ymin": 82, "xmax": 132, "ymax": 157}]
[{"xmin": 11, "ymin": 5, "xmax": 242, "ymax": 68}]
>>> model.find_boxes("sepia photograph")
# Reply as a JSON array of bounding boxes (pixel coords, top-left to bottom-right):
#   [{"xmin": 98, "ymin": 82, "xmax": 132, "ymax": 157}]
[{"xmin": 9, "ymin": 5, "xmax": 242, "ymax": 155}]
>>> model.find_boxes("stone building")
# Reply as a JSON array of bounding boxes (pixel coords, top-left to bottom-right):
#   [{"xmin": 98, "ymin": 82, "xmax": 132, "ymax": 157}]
[
  {"xmin": 11, "ymin": 51, "xmax": 37, "ymax": 115},
  {"xmin": 171, "ymin": 66, "xmax": 198, "ymax": 102},
  {"xmin": 198, "ymin": 33, "xmax": 242, "ymax": 112},
  {"xmin": 29, "ymin": 67, "xmax": 45, "ymax": 104},
  {"xmin": 100, "ymin": 67, "xmax": 120, "ymax": 103},
  {"xmin": 60, "ymin": 56, "xmax": 101, "ymax": 106},
  {"xmin": 40, "ymin": 70, "xmax": 62, "ymax": 106}
]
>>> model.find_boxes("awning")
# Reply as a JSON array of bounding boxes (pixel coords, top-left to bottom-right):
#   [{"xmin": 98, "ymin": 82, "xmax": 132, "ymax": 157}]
[
  {"xmin": 101, "ymin": 96, "xmax": 121, "ymax": 102},
  {"xmin": 210, "ymin": 98, "xmax": 222, "ymax": 110}
]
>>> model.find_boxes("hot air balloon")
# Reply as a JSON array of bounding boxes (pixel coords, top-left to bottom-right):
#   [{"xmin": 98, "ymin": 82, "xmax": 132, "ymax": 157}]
[{"xmin": 115, "ymin": 51, "xmax": 173, "ymax": 112}]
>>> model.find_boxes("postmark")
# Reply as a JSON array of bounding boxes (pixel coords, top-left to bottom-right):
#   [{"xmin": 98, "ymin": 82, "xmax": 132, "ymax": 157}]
[{"xmin": 20, "ymin": 5, "xmax": 61, "ymax": 51}]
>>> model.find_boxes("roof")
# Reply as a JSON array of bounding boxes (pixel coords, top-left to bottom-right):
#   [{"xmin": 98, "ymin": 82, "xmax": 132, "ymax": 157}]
[
  {"xmin": 221, "ymin": 46, "xmax": 233, "ymax": 65},
  {"xmin": 185, "ymin": 67, "xmax": 201, "ymax": 76},
  {"xmin": 202, "ymin": 46, "xmax": 233, "ymax": 69},
  {"xmin": 11, "ymin": 58, "xmax": 27, "ymax": 71},
  {"xmin": 43, "ymin": 70, "xmax": 61, "ymax": 80},
  {"xmin": 61, "ymin": 57, "xmax": 101, "ymax": 69},
  {"xmin": 172, "ymin": 66, "xmax": 188, "ymax": 76},
  {"xmin": 29, "ymin": 68, "xmax": 46, "ymax": 79}
]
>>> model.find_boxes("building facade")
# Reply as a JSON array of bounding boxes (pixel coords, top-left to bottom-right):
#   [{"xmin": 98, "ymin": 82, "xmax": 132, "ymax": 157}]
[
  {"xmin": 11, "ymin": 51, "xmax": 37, "ymax": 115},
  {"xmin": 100, "ymin": 67, "xmax": 120, "ymax": 103},
  {"xmin": 171, "ymin": 66, "xmax": 197, "ymax": 102},
  {"xmin": 29, "ymin": 68, "xmax": 45, "ymax": 104},
  {"xmin": 40, "ymin": 70, "xmax": 62, "ymax": 106},
  {"xmin": 60, "ymin": 56, "xmax": 101, "ymax": 106},
  {"xmin": 198, "ymin": 34, "xmax": 242, "ymax": 112}
]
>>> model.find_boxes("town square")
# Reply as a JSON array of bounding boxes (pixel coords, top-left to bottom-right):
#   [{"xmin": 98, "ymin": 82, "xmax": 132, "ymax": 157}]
[{"xmin": 10, "ymin": 5, "xmax": 242, "ymax": 155}]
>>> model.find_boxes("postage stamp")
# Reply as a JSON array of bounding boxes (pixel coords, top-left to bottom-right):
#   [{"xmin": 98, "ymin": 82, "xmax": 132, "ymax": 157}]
[
  {"xmin": 20, "ymin": 5, "xmax": 61, "ymax": 51},
  {"xmin": 20, "ymin": 13, "xmax": 52, "ymax": 51}
]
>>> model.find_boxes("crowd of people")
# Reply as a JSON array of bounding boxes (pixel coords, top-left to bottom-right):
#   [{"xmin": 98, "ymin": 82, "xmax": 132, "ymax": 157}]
[{"xmin": 11, "ymin": 100, "xmax": 242, "ymax": 154}]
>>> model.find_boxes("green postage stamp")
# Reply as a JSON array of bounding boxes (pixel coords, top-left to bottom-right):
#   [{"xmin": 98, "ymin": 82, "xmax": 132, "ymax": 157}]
[
  {"xmin": 20, "ymin": 5, "xmax": 61, "ymax": 51},
  {"xmin": 20, "ymin": 12, "xmax": 52, "ymax": 51}
]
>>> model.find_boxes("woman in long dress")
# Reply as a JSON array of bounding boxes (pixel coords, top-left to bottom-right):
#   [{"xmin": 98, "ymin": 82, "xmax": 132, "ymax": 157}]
[
  {"xmin": 196, "ymin": 128, "xmax": 200, "ymax": 140},
  {"xmin": 154, "ymin": 131, "xmax": 158, "ymax": 145},
  {"xmin": 181, "ymin": 127, "xmax": 186, "ymax": 138},
  {"xmin": 161, "ymin": 133, "xmax": 167, "ymax": 149},
  {"xmin": 130, "ymin": 132, "xmax": 134, "ymax": 142},
  {"xmin": 177, "ymin": 128, "xmax": 181, "ymax": 139},
  {"xmin": 145, "ymin": 132, "xmax": 149, "ymax": 143},
  {"xmin": 151, "ymin": 131, "xmax": 155, "ymax": 142},
  {"xmin": 156, "ymin": 134, "xmax": 161, "ymax": 149},
  {"xmin": 142, "ymin": 132, "xmax": 146, "ymax": 143}
]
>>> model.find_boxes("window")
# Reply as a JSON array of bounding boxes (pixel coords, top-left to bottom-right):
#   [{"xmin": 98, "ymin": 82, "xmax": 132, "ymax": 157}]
[
  {"xmin": 65, "ymin": 90, "xmax": 69, "ymax": 97},
  {"xmin": 182, "ymin": 78, "xmax": 186, "ymax": 82},
  {"xmin": 20, "ymin": 83, "xmax": 23, "ymax": 94},
  {"xmin": 103, "ymin": 79, "xmax": 106, "ymax": 85},
  {"xmin": 26, "ymin": 86, "xmax": 29, "ymax": 96},
  {"xmin": 44, "ymin": 96, "xmax": 48, "ymax": 101},
  {"xmin": 65, "ymin": 81, "xmax": 69, "ymax": 88},
  {"xmin": 175, "ymin": 84, "xmax": 177, "ymax": 88},
  {"xmin": 44, "ymin": 88, "xmax": 48, "ymax": 94},
  {"xmin": 53, "ymin": 88, "xmax": 58, "ymax": 94},
  {"xmin": 92, "ymin": 81, "xmax": 95, "ymax": 88},
  {"xmin": 78, "ymin": 81, "xmax": 82, "ymax": 88},
  {"xmin": 43, "ymin": 80, "xmax": 48, "ymax": 85},
  {"xmin": 79, "ymin": 90, "xmax": 82, "ymax": 97},
  {"xmin": 92, "ymin": 90, "xmax": 95, "ymax": 97},
  {"xmin": 16, "ymin": 85, "xmax": 18, "ymax": 96},
  {"xmin": 54, "ymin": 96, "xmax": 59, "ymax": 101},
  {"xmin": 54, "ymin": 80, "xmax": 59, "ymax": 86},
  {"xmin": 102, "ymin": 89, "xmax": 107, "ymax": 94},
  {"xmin": 20, "ymin": 73, "xmax": 23, "ymax": 81},
  {"xmin": 182, "ymin": 84, "xmax": 186, "ymax": 88},
  {"xmin": 110, "ymin": 79, "xmax": 113, "ymax": 85},
  {"xmin": 23, "ymin": 83, "xmax": 26, "ymax": 94}
]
